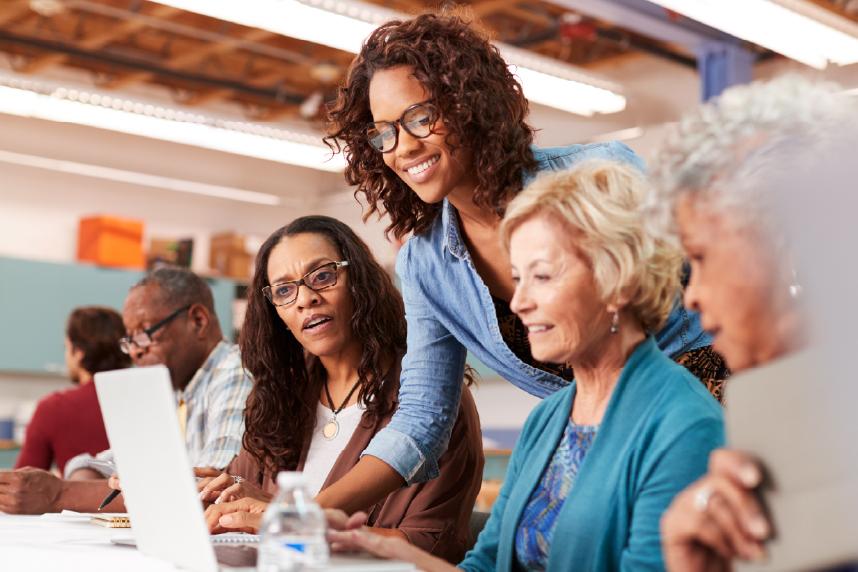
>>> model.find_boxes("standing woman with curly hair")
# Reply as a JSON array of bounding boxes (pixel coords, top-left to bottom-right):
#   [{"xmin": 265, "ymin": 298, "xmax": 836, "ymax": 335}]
[
  {"xmin": 199, "ymin": 216, "xmax": 483, "ymax": 562},
  {"xmin": 322, "ymin": 13, "xmax": 727, "ymax": 512}
]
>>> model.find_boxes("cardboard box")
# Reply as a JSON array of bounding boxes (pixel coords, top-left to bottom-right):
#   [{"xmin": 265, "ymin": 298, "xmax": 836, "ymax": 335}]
[
  {"xmin": 210, "ymin": 232, "xmax": 252, "ymax": 279},
  {"xmin": 77, "ymin": 215, "xmax": 145, "ymax": 269},
  {"xmin": 148, "ymin": 237, "xmax": 193, "ymax": 269}
]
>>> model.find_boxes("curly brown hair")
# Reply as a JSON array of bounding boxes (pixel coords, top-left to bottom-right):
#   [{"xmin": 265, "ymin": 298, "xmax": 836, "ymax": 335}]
[
  {"xmin": 240, "ymin": 216, "xmax": 406, "ymax": 477},
  {"xmin": 326, "ymin": 13, "xmax": 537, "ymax": 239}
]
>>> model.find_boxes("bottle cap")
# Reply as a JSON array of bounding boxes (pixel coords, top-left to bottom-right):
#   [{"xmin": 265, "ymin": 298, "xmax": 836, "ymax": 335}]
[{"xmin": 276, "ymin": 471, "xmax": 307, "ymax": 489}]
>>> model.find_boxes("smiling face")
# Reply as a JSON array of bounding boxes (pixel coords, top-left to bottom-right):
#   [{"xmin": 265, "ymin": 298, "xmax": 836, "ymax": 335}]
[
  {"xmin": 676, "ymin": 194, "xmax": 793, "ymax": 372},
  {"xmin": 368, "ymin": 65, "xmax": 477, "ymax": 205},
  {"xmin": 266, "ymin": 233, "xmax": 356, "ymax": 359},
  {"xmin": 508, "ymin": 215, "xmax": 613, "ymax": 365}
]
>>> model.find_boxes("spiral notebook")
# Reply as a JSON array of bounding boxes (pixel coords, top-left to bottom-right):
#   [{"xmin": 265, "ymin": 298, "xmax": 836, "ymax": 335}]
[
  {"xmin": 53, "ymin": 510, "xmax": 131, "ymax": 529},
  {"xmin": 91, "ymin": 513, "xmax": 131, "ymax": 528},
  {"xmin": 111, "ymin": 533, "xmax": 258, "ymax": 546}
]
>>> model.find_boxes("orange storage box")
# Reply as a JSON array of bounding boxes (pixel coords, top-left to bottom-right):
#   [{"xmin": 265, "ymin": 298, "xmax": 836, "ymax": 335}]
[{"xmin": 77, "ymin": 215, "xmax": 145, "ymax": 269}]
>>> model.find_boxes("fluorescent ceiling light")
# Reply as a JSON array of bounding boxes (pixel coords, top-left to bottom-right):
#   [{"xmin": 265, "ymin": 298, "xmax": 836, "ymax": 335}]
[
  {"xmin": 645, "ymin": 0, "xmax": 858, "ymax": 69},
  {"xmin": 0, "ymin": 74, "xmax": 344, "ymax": 172},
  {"xmin": 146, "ymin": 0, "xmax": 626, "ymax": 116},
  {"xmin": 0, "ymin": 148, "xmax": 282, "ymax": 205},
  {"xmin": 145, "ymin": 0, "xmax": 393, "ymax": 54},
  {"xmin": 499, "ymin": 45, "xmax": 627, "ymax": 116}
]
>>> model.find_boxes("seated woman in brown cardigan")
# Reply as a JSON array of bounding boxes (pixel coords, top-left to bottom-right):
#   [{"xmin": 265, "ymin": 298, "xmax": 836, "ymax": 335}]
[{"xmin": 198, "ymin": 215, "xmax": 483, "ymax": 562}]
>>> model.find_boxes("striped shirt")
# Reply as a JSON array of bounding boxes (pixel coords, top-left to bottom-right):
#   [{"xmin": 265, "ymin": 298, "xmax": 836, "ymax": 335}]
[{"xmin": 180, "ymin": 341, "xmax": 251, "ymax": 469}]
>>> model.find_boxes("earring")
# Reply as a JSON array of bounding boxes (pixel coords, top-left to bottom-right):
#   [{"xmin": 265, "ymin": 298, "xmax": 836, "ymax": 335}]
[
  {"xmin": 610, "ymin": 311, "xmax": 619, "ymax": 334},
  {"xmin": 789, "ymin": 268, "xmax": 802, "ymax": 299}
]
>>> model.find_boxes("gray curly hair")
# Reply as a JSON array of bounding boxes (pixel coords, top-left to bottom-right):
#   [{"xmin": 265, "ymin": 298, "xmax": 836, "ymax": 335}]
[{"xmin": 650, "ymin": 74, "xmax": 857, "ymax": 239}]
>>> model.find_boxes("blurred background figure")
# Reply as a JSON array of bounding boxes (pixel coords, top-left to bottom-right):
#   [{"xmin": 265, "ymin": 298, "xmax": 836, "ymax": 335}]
[
  {"xmin": 14, "ymin": 306, "xmax": 130, "ymax": 475},
  {"xmin": 652, "ymin": 75, "xmax": 858, "ymax": 571}
]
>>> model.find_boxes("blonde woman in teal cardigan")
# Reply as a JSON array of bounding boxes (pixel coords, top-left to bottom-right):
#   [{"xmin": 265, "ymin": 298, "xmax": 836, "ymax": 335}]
[{"xmin": 328, "ymin": 161, "xmax": 724, "ymax": 571}]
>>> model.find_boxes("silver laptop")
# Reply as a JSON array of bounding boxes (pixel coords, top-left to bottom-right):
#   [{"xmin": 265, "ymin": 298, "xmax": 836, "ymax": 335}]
[
  {"xmin": 95, "ymin": 365, "xmax": 414, "ymax": 571},
  {"xmin": 727, "ymin": 348, "xmax": 858, "ymax": 571}
]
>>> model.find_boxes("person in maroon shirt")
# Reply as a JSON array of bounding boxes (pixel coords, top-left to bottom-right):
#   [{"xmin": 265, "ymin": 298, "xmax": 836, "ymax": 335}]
[{"xmin": 15, "ymin": 306, "xmax": 130, "ymax": 475}]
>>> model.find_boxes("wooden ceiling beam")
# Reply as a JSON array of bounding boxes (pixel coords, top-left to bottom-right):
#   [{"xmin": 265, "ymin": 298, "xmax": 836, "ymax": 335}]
[
  {"xmin": 17, "ymin": 52, "xmax": 66, "ymax": 73},
  {"xmin": 167, "ymin": 28, "xmax": 277, "ymax": 69},
  {"xmin": 99, "ymin": 28, "xmax": 277, "ymax": 91},
  {"xmin": 181, "ymin": 65, "xmax": 311, "ymax": 107},
  {"xmin": 0, "ymin": 0, "xmax": 31, "ymax": 28},
  {"xmin": 181, "ymin": 87, "xmax": 233, "ymax": 106},
  {"xmin": 252, "ymin": 105, "xmax": 300, "ymax": 121},
  {"xmin": 99, "ymin": 70, "xmax": 152, "ymax": 90},
  {"xmin": 472, "ymin": 0, "xmax": 519, "ymax": 17},
  {"xmin": 506, "ymin": 6, "xmax": 556, "ymax": 27},
  {"xmin": 17, "ymin": 4, "xmax": 182, "ymax": 74},
  {"xmin": 79, "ymin": 5, "xmax": 183, "ymax": 50}
]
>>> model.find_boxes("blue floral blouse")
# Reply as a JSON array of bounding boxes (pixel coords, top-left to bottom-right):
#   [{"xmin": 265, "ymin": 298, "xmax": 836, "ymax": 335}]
[{"xmin": 514, "ymin": 420, "xmax": 599, "ymax": 571}]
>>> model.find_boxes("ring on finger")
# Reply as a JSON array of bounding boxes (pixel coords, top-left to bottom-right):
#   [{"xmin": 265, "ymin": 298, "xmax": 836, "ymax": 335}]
[
  {"xmin": 694, "ymin": 485, "xmax": 714, "ymax": 512},
  {"xmin": 231, "ymin": 475, "xmax": 244, "ymax": 485}
]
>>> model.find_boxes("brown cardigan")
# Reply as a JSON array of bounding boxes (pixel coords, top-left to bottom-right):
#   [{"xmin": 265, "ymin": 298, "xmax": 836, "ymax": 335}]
[{"xmin": 227, "ymin": 373, "xmax": 484, "ymax": 563}]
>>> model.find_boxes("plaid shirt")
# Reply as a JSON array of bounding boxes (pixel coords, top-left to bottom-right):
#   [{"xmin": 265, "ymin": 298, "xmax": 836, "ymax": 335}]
[
  {"xmin": 179, "ymin": 341, "xmax": 251, "ymax": 469},
  {"xmin": 64, "ymin": 341, "xmax": 251, "ymax": 477}
]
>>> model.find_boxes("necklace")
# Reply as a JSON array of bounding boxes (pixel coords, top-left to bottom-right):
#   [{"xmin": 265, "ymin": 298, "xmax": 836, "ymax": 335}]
[{"xmin": 321, "ymin": 377, "xmax": 362, "ymax": 440}]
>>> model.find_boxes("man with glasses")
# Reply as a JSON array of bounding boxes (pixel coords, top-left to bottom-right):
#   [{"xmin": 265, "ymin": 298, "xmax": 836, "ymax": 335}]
[{"xmin": 0, "ymin": 268, "xmax": 252, "ymax": 514}]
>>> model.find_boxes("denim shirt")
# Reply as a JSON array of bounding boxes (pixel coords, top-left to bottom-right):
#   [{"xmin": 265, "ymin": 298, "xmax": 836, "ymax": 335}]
[{"xmin": 362, "ymin": 142, "xmax": 711, "ymax": 484}]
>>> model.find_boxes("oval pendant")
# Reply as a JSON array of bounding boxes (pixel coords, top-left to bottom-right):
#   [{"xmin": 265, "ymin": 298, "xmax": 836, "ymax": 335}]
[{"xmin": 322, "ymin": 418, "xmax": 339, "ymax": 440}]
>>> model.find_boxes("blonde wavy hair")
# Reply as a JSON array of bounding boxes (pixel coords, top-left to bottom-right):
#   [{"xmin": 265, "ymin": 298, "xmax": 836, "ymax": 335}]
[{"xmin": 500, "ymin": 160, "xmax": 682, "ymax": 333}]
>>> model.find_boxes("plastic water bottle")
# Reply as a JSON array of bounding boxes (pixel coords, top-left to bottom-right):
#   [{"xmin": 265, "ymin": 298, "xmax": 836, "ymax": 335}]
[{"xmin": 257, "ymin": 472, "xmax": 329, "ymax": 572}]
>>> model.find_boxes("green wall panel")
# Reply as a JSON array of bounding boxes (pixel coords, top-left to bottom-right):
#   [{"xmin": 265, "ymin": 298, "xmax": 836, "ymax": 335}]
[{"xmin": 0, "ymin": 257, "xmax": 234, "ymax": 374}]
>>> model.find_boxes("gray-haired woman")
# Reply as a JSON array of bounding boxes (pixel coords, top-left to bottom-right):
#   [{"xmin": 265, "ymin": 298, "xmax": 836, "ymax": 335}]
[{"xmin": 654, "ymin": 75, "xmax": 857, "ymax": 570}]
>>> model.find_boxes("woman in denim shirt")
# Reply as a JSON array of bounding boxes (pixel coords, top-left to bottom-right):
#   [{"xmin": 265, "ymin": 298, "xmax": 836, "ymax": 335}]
[{"xmin": 320, "ymin": 13, "xmax": 728, "ymax": 512}]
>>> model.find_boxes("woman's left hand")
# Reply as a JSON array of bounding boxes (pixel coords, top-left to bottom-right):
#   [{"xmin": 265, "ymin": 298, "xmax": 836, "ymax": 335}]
[
  {"xmin": 324, "ymin": 508, "xmax": 367, "ymax": 534},
  {"xmin": 198, "ymin": 471, "xmax": 272, "ymax": 505},
  {"xmin": 204, "ymin": 497, "xmax": 268, "ymax": 534},
  {"xmin": 661, "ymin": 449, "xmax": 771, "ymax": 571},
  {"xmin": 327, "ymin": 528, "xmax": 455, "ymax": 572}
]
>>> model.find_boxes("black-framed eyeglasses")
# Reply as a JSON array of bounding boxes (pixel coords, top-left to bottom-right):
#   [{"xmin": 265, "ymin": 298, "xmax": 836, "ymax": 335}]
[
  {"xmin": 119, "ymin": 304, "xmax": 191, "ymax": 355},
  {"xmin": 366, "ymin": 100, "xmax": 439, "ymax": 153},
  {"xmin": 262, "ymin": 261, "xmax": 349, "ymax": 307}
]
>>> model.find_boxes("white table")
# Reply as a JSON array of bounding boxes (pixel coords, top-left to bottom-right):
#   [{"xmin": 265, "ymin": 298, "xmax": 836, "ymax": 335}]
[
  {"xmin": 0, "ymin": 514, "xmax": 416, "ymax": 571},
  {"xmin": 0, "ymin": 514, "xmax": 176, "ymax": 571}
]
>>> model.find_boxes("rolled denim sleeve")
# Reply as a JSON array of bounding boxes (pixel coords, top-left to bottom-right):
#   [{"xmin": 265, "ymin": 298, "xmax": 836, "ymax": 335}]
[{"xmin": 362, "ymin": 243, "xmax": 467, "ymax": 484}]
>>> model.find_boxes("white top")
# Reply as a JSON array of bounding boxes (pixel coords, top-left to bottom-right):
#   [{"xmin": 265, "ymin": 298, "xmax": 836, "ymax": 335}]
[
  {"xmin": 276, "ymin": 471, "xmax": 307, "ymax": 489},
  {"xmin": 303, "ymin": 401, "xmax": 365, "ymax": 497}
]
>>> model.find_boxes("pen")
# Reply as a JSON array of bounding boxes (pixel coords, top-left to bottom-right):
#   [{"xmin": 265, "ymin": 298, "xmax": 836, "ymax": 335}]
[{"xmin": 98, "ymin": 488, "xmax": 121, "ymax": 511}]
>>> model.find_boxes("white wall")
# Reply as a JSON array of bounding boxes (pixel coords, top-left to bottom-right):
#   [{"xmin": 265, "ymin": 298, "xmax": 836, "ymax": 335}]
[{"xmin": 0, "ymin": 116, "xmax": 372, "ymax": 269}]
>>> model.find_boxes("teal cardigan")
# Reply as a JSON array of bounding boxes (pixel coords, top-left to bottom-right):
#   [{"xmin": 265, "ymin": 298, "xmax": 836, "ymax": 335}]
[{"xmin": 460, "ymin": 337, "xmax": 724, "ymax": 571}]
